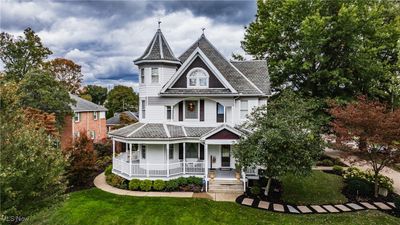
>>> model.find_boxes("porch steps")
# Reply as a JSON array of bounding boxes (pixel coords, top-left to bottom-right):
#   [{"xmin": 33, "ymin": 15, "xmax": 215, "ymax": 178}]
[{"xmin": 208, "ymin": 180, "xmax": 244, "ymax": 193}]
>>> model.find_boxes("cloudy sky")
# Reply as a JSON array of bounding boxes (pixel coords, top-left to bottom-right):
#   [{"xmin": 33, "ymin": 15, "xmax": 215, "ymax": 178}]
[{"xmin": 1, "ymin": 0, "xmax": 257, "ymax": 90}]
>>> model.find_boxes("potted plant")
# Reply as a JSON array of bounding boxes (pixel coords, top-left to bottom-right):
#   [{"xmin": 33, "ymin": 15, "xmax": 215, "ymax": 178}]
[{"xmin": 235, "ymin": 163, "xmax": 241, "ymax": 180}]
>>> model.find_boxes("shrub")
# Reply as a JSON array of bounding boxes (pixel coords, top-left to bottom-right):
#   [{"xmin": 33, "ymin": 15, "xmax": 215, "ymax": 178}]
[
  {"xmin": 104, "ymin": 165, "xmax": 112, "ymax": 176},
  {"xmin": 332, "ymin": 165, "xmax": 344, "ymax": 175},
  {"xmin": 394, "ymin": 196, "xmax": 400, "ymax": 213},
  {"xmin": 94, "ymin": 141, "xmax": 112, "ymax": 158},
  {"xmin": 106, "ymin": 174, "xmax": 127, "ymax": 189},
  {"xmin": 343, "ymin": 167, "xmax": 393, "ymax": 191},
  {"xmin": 129, "ymin": 179, "xmax": 141, "ymax": 191},
  {"xmin": 320, "ymin": 159, "xmax": 334, "ymax": 166},
  {"xmin": 140, "ymin": 180, "xmax": 153, "ymax": 192},
  {"xmin": 176, "ymin": 177, "xmax": 188, "ymax": 186},
  {"xmin": 165, "ymin": 180, "xmax": 179, "ymax": 191},
  {"xmin": 250, "ymin": 185, "xmax": 261, "ymax": 196},
  {"xmin": 346, "ymin": 178, "xmax": 372, "ymax": 197},
  {"xmin": 96, "ymin": 156, "xmax": 112, "ymax": 170},
  {"xmin": 153, "ymin": 180, "xmax": 166, "ymax": 191},
  {"xmin": 187, "ymin": 176, "xmax": 202, "ymax": 186}
]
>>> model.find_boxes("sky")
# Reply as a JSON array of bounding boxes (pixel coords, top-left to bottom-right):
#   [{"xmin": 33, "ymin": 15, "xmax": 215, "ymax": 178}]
[{"xmin": 0, "ymin": 0, "xmax": 257, "ymax": 90}]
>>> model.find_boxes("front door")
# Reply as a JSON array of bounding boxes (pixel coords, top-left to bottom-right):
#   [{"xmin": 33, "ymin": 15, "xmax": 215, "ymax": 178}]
[{"xmin": 221, "ymin": 145, "xmax": 231, "ymax": 167}]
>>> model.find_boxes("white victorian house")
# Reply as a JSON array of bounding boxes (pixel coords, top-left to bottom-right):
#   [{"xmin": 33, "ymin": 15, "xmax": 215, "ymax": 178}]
[{"xmin": 109, "ymin": 27, "xmax": 271, "ymax": 192}]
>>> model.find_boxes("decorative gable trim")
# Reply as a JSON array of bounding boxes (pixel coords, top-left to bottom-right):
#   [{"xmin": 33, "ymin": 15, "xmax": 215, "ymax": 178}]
[
  {"xmin": 161, "ymin": 47, "xmax": 237, "ymax": 93},
  {"xmin": 200, "ymin": 124, "xmax": 243, "ymax": 141}
]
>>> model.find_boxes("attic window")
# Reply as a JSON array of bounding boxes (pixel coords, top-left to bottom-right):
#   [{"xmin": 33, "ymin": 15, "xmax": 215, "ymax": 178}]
[{"xmin": 187, "ymin": 68, "xmax": 209, "ymax": 88}]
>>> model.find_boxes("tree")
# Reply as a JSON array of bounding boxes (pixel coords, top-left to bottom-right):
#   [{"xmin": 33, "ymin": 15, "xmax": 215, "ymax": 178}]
[
  {"xmin": 85, "ymin": 85, "xmax": 108, "ymax": 105},
  {"xmin": 242, "ymin": 0, "xmax": 400, "ymax": 105},
  {"xmin": 329, "ymin": 96, "xmax": 400, "ymax": 197},
  {"xmin": 0, "ymin": 81, "xmax": 66, "ymax": 221},
  {"xmin": 0, "ymin": 28, "xmax": 52, "ymax": 81},
  {"xmin": 23, "ymin": 107, "xmax": 58, "ymax": 137},
  {"xmin": 18, "ymin": 69, "xmax": 74, "ymax": 128},
  {"xmin": 47, "ymin": 58, "xmax": 83, "ymax": 94},
  {"xmin": 105, "ymin": 85, "xmax": 138, "ymax": 117},
  {"xmin": 231, "ymin": 53, "xmax": 245, "ymax": 61},
  {"xmin": 233, "ymin": 91, "xmax": 323, "ymax": 195},
  {"xmin": 63, "ymin": 132, "xmax": 97, "ymax": 189}
]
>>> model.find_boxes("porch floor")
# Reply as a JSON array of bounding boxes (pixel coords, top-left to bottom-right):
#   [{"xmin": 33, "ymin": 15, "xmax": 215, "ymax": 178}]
[{"xmin": 212, "ymin": 169, "xmax": 235, "ymax": 179}]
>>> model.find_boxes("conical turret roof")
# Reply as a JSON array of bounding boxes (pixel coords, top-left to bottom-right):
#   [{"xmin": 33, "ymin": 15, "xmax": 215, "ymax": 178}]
[{"xmin": 134, "ymin": 29, "xmax": 180, "ymax": 65}]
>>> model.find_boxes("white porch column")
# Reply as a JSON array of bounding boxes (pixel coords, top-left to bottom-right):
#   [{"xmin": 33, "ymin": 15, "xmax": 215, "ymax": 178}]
[
  {"xmin": 129, "ymin": 143, "xmax": 132, "ymax": 176},
  {"xmin": 166, "ymin": 144, "xmax": 170, "ymax": 177},
  {"xmin": 205, "ymin": 143, "xmax": 208, "ymax": 192},
  {"xmin": 183, "ymin": 143, "xmax": 186, "ymax": 174}
]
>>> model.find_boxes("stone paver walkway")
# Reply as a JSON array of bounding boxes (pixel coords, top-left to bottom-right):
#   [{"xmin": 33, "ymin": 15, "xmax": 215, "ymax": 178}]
[
  {"xmin": 94, "ymin": 173, "xmax": 240, "ymax": 202},
  {"xmin": 236, "ymin": 195, "xmax": 396, "ymax": 214}
]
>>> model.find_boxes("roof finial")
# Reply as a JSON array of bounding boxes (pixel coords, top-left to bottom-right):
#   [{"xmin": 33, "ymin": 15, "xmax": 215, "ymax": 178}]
[
  {"xmin": 158, "ymin": 19, "xmax": 162, "ymax": 29},
  {"xmin": 201, "ymin": 27, "xmax": 205, "ymax": 35}
]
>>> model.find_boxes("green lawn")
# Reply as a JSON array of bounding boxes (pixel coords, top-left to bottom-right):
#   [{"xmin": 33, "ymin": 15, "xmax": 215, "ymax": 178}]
[
  {"xmin": 281, "ymin": 171, "xmax": 347, "ymax": 205},
  {"xmin": 24, "ymin": 188, "xmax": 399, "ymax": 225}
]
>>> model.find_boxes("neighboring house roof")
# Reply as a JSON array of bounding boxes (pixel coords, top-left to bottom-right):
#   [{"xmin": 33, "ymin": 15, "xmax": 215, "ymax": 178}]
[
  {"xmin": 69, "ymin": 94, "xmax": 107, "ymax": 112},
  {"xmin": 173, "ymin": 34, "xmax": 267, "ymax": 96},
  {"xmin": 133, "ymin": 29, "xmax": 181, "ymax": 65},
  {"xmin": 109, "ymin": 122, "xmax": 246, "ymax": 140},
  {"xmin": 106, "ymin": 111, "xmax": 139, "ymax": 126}
]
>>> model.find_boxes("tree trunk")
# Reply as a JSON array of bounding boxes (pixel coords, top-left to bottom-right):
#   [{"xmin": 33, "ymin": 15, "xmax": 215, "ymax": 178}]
[
  {"xmin": 264, "ymin": 177, "xmax": 272, "ymax": 196},
  {"xmin": 374, "ymin": 173, "xmax": 379, "ymax": 198}
]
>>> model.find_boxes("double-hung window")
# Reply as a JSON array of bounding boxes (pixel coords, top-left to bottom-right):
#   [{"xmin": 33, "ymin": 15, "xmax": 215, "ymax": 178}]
[
  {"xmin": 141, "ymin": 100, "xmax": 146, "ymax": 119},
  {"xmin": 166, "ymin": 106, "xmax": 172, "ymax": 120},
  {"xmin": 93, "ymin": 111, "xmax": 98, "ymax": 120},
  {"xmin": 169, "ymin": 144, "xmax": 174, "ymax": 160},
  {"xmin": 140, "ymin": 68, "xmax": 145, "ymax": 84},
  {"xmin": 89, "ymin": 131, "xmax": 95, "ymax": 140},
  {"xmin": 216, "ymin": 103, "xmax": 224, "ymax": 123},
  {"xmin": 74, "ymin": 112, "xmax": 80, "ymax": 122},
  {"xmin": 240, "ymin": 100, "xmax": 248, "ymax": 119},
  {"xmin": 151, "ymin": 68, "xmax": 159, "ymax": 83},
  {"xmin": 185, "ymin": 100, "xmax": 198, "ymax": 119},
  {"xmin": 141, "ymin": 145, "xmax": 146, "ymax": 159}
]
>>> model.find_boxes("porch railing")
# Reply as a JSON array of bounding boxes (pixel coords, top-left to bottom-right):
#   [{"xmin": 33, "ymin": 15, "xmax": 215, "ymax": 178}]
[{"xmin": 112, "ymin": 158, "xmax": 204, "ymax": 178}]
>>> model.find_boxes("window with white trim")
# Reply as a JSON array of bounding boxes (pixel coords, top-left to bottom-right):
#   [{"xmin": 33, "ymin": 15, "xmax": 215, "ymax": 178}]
[
  {"xmin": 166, "ymin": 106, "xmax": 172, "ymax": 120},
  {"xmin": 187, "ymin": 68, "xmax": 209, "ymax": 88},
  {"xmin": 74, "ymin": 131, "xmax": 80, "ymax": 138},
  {"xmin": 216, "ymin": 103, "xmax": 224, "ymax": 123},
  {"xmin": 89, "ymin": 130, "xmax": 95, "ymax": 140},
  {"xmin": 186, "ymin": 143, "xmax": 198, "ymax": 158},
  {"xmin": 141, "ymin": 100, "xmax": 146, "ymax": 119},
  {"xmin": 240, "ymin": 100, "xmax": 248, "ymax": 119},
  {"xmin": 140, "ymin": 68, "xmax": 145, "ymax": 84},
  {"xmin": 169, "ymin": 144, "xmax": 174, "ymax": 160},
  {"xmin": 93, "ymin": 111, "xmax": 98, "ymax": 120},
  {"xmin": 141, "ymin": 145, "xmax": 146, "ymax": 159},
  {"xmin": 74, "ymin": 112, "xmax": 80, "ymax": 122},
  {"xmin": 185, "ymin": 100, "xmax": 198, "ymax": 119},
  {"xmin": 151, "ymin": 68, "xmax": 159, "ymax": 83}
]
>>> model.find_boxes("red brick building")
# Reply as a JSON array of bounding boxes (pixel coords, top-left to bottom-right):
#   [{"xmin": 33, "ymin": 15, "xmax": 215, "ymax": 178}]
[{"xmin": 61, "ymin": 94, "xmax": 108, "ymax": 149}]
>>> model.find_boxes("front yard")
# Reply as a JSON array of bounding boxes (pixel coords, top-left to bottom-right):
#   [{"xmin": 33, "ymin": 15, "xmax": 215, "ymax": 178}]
[{"xmin": 24, "ymin": 188, "xmax": 399, "ymax": 225}]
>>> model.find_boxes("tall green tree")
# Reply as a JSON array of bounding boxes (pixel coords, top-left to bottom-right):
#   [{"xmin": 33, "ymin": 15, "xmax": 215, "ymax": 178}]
[
  {"xmin": 105, "ymin": 85, "xmax": 138, "ymax": 117},
  {"xmin": 85, "ymin": 85, "xmax": 108, "ymax": 105},
  {"xmin": 243, "ymin": 0, "xmax": 400, "ymax": 106},
  {"xmin": 18, "ymin": 69, "xmax": 74, "ymax": 128},
  {"xmin": 233, "ymin": 91, "xmax": 323, "ymax": 195},
  {"xmin": 0, "ymin": 81, "xmax": 66, "ymax": 221},
  {"xmin": 0, "ymin": 28, "xmax": 52, "ymax": 81}
]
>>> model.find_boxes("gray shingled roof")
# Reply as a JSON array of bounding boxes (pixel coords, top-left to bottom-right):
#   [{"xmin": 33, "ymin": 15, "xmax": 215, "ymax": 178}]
[
  {"xmin": 231, "ymin": 60, "xmax": 271, "ymax": 95},
  {"xmin": 178, "ymin": 35, "xmax": 264, "ymax": 95},
  {"xmin": 161, "ymin": 88, "xmax": 232, "ymax": 96},
  {"xmin": 134, "ymin": 29, "xmax": 180, "ymax": 64},
  {"xmin": 106, "ymin": 111, "xmax": 138, "ymax": 125},
  {"xmin": 109, "ymin": 123, "xmax": 215, "ymax": 139},
  {"xmin": 70, "ymin": 94, "xmax": 107, "ymax": 112}
]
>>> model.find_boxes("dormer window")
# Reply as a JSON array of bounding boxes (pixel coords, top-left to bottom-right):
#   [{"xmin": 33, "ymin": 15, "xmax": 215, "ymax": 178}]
[{"xmin": 187, "ymin": 68, "xmax": 209, "ymax": 88}]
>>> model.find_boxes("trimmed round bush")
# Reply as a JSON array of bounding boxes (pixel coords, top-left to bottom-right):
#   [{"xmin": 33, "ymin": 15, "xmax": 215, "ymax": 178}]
[
  {"xmin": 250, "ymin": 185, "xmax": 261, "ymax": 196},
  {"xmin": 140, "ymin": 180, "xmax": 153, "ymax": 192},
  {"xmin": 320, "ymin": 159, "xmax": 334, "ymax": 166},
  {"xmin": 346, "ymin": 178, "xmax": 372, "ymax": 197},
  {"xmin": 165, "ymin": 180, "xmax": 179, "ymax": 191},
  {"xmin": 187, "ymin": 176, "xmax": 202, "ymax": 186},
  {"xmin": 332, "ymin": 165, "xmax": 344, "ymax": 175},
  {"xmin": 153, "ymin": 179, "xmax": 166, "ymax": 191},
  {"xmin": 106, "ymin": 174, "xmax": 127, "ymax": 189},
  {"xmin": 129, "ymin": 179, "xmax": 141, "ymax": 191},
  {"xmin": 176, "ymin": 177, "xmax": 188, "ymax": 186},
  {"xmin": 104, "ymin": 165, "xmax": 112, "ymax": 176}
]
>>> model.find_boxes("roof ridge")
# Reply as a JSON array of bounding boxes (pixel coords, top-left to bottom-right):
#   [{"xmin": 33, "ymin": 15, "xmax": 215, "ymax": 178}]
[{"xmin": 163, "ymin": 123, "xmax": 171, "ymax": 138}]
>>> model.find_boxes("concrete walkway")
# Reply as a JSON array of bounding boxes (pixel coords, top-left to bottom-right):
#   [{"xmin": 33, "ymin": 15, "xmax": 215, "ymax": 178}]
[
  {"xmin": 237, "ymin": 196, "xmax": 396, "ymax": 214},
  {"xmin": 325, "ymin": 148, "xmax": 400, "ymax": 194},
  {"xmin": 94, "ymin": 173, "xmax": 240, "ymax": 202}
]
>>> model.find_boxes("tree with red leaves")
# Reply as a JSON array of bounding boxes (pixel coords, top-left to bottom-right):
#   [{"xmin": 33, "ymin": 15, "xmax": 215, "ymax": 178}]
[
  {"xmin": 47, "ymin": 58, "xmax": 83, "ymax": 94},
  {"xmin": 329, "ymin": 96, "xmax": 400, "ymax": 197},
  {"xmin": 63, "ymin": 132, "xmax": 97, "ymax": 189}
]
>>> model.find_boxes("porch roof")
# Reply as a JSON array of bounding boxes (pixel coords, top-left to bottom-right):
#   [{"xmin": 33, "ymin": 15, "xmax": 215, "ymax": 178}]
[{"xmin": 109, "ymin": 122, "xmax": 249, "ymax": 141}]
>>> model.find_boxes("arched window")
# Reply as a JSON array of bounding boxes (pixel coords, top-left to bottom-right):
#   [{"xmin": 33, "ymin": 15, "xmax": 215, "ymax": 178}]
[{"xmin": 187, "ymin": 68, "xmax": 209, "ymax": 88}]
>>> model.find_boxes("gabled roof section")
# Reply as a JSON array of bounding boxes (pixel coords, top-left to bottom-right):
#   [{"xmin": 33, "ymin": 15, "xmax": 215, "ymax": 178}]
[
  {"xmin": 200, "ymin": 124, "xmax": 244, "ymax": 140},
  {"xmin": 178, "ymin": 35, "xmax": 265, "ymax": 95},
  {"xmin": 134, "ymin": 29, "xmax": 181, "ymax": 65},
  {"xmin": 69, "ymin": 94, "xmax": 107, "ymax": 112},
  {"xmin": 160, "ymin": 47, "xmax": 237, "ymax": 94},
  {"xmin": 231, "ymin": 60, "xmax": 271, "ymax": 95}
]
